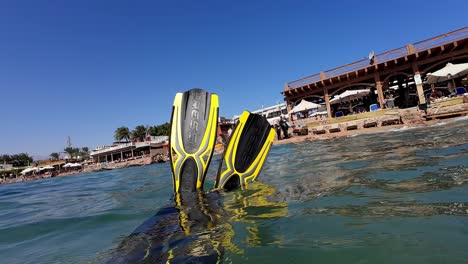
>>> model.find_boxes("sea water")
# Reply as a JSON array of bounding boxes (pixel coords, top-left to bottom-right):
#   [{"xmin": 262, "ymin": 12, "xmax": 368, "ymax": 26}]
[{"xmin": 1, "ymin": 118, "xmax": 467, "ymax": 263}]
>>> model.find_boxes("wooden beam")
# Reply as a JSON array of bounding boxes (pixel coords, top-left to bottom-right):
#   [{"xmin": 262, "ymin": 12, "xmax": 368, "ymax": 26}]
[
  {"xmin": 323, "ymin": 86, "xmax": 332, "ymax": 119},
  {"xmin": 450, "ymin": 41, "xmax": 459, "ymax": 52},
  {"xmin": 407, "ymin": 44, "xmax": 415, "ymax": 54},
  {"xmin": 411, "ymin": 62, "xmax": 426, "ymax": 105},
  {"xmin": 285, "ymin": 98, "xmax": 293, "ymax": 121},
  {"xmin": 320, "ymin": 72, "xmax": 327, "ymax": 80},
  {"xmin": 374, "ymin": 73, "xmax": 385, "ymax": 109},
  {"xmin": 413, "ymin": 48, "xmax": 467, "ymax": 71}
]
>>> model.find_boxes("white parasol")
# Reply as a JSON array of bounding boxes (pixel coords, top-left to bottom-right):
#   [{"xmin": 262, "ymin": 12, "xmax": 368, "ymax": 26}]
[
  {"xmin": 330, "ymin": 89, "xmax": 370, "ymax": 104},
  {"xmin": 426, "ymin": 62, "xmax": 468, "ymax": 84},
  {"xmin": 291, "ymin": 100, "xmax": 321, "ymax": 113},
  {"xmin": 20, "ymin": 167, "xmax": 38, "ymax": 174}
]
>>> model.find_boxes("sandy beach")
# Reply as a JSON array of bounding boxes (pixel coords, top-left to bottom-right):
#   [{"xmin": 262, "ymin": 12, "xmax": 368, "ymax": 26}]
[{"xmin": 0, "ymin": 156, "xmax": 156, "ymax": 185}]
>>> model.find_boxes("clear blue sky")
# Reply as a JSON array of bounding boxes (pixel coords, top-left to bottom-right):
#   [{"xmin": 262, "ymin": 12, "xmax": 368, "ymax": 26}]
[{"xmin": 1, "ymin": 0, "xmax": 467, "ymax": 157}]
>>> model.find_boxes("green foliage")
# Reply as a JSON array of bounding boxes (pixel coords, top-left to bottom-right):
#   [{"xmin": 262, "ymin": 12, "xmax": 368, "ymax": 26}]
[
  {"xmin": 64, "ymin": 147, "xmax": 75, "ymax": 159},
  {"xmin": 0, "ymin": 153, "xmax": 33, "ymax": 167},
  {"xmin": 113, "ymin": 123, "xmax": 168, "ymax": 144},
  {"xmin": 50, "ymin": 153, "xmax": 60, "ymax": 160},
  {"xmin": 61, "ymin": 146, "xmax": 90, "ymax": 160},
  {"xmin": 148, "ymin": 122, "xmax": 170, "ymax": 136},
  {"xmin": 114, "ymin": 126, "xmax": 131, "ymax": 142},
  {"xmin": 131, "ymin": 125, "xmax": 147, "ymax": 142},
  {"xmin": 80, "ymin": 147, "xmax": 90, "ymax": 160}
]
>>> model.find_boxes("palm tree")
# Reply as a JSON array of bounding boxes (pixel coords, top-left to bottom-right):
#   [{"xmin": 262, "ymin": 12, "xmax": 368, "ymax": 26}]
[
  {"xmin": 131, "ymin": 125, "xmax": 147, "ymax": 142},
  {"xmin": 80, "ymin": 147, "xmax": 90, "ymax": 160},
  {"xmin": 6, "ymin": 153, "xmax": 33, "ymax": 167},
  {"xmin": 50, "ymin": 153, "xmax": 60, "ymax": 160},
  {"xmin": 114, "ymin": 126, "xmax": 131, "ymax": 142},
  {"xmin": 148, "ymin": 123, "xmax": 170, "ymax": 136},
  {"xmin": 64, "ymin": 147, "xmax": 74, "ymax": 160},
  {"xmin": 73, "ymin": 148, "xmax": 80, "ymax": 159}
]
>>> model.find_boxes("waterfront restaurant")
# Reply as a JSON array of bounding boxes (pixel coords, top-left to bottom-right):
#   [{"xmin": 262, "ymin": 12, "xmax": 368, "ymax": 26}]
[
  {"xmin": 90, "ymin": 136, "xmax": 169, "ymax": 163},
  {"xmin": 282, "ymin": 27, "xmax": 468, "ymax": 120}
]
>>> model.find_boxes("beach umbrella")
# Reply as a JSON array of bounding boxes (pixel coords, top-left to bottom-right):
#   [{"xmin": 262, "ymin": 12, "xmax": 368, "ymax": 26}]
[
  {"xmin": 20, "ymin": 168, "xmax": 38, "ymax": 174},
  {"xmin": 330, "ymin": 89, "xmax": 370, "ymax": 104},
  {"xmin": 291, "ymin": 100, "xmax": 321, "ymax": 113},
  {"xmin": 426, "ymin": 62, "xmax": 468, "ymax": 84}
]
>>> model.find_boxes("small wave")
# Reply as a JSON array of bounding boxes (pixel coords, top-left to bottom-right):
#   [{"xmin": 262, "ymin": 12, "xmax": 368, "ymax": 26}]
[
  {"xmin": 431, "ymin": 121, "xmax": 449, "ymax": 127},
  {"xmin": 429, "ymin": 115, "xmax": 468, "ymax": 128},
  {"xmin": 346, "ymin": 125, "xmax": 418, "ymax": 138},
  {"xmin": 383, "ymin": 126, "xmax": 418, "ymax": 133}
]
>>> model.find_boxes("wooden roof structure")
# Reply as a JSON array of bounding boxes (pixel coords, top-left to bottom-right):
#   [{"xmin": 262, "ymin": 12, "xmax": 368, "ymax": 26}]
[{"xmin": 282, "ymin": 27, "xmax": 468, "ymax": 118}]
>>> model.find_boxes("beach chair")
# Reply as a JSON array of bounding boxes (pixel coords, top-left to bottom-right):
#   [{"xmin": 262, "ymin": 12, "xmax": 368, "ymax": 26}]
[
  {"xmin": 335, "ymin": 111, "xmax": 344, "ymax": 117},
  {"xmin": 385, "ymin": 99, "xmax": 395, "ymax": 108},
  {"xmin": 455, "ymin": 87, "xmax": 467, "ymax": 95},
  {"xmin": 369, "ymin": 104, "xmax": 379, "ymax": 112},
  {"xmin": 355, "ymin": 106, "xmax": 365, "ymax": 113}
]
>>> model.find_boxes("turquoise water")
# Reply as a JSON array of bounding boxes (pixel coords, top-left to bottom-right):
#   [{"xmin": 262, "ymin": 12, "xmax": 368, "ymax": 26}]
[{"xmin": 1, "ymin": 118, "xmax": 468, "ymax": 263}]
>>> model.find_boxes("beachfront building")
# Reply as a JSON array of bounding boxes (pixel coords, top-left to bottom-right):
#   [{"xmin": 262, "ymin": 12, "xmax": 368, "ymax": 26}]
[
  {"xmin": 282, "ymin": 27, "xmax": 468, "ymax": 120},
  {"xmin": 0, "ymin": 163, "xmax": 12, "ymax": 170},
  {"xmin": 90, "ymin": 136, "xmax": 169, "ymax": 163},
  {"xmin": 233, "ymin": 102, "xmax": 289, "ymax": 125}
]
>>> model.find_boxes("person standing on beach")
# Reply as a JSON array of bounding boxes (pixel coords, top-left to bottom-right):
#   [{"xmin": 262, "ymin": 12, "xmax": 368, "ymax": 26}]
[
  {"xmin": 274, "ymin": 121, "xmax": 282, "ymax": 140},
  {"xmin": 279, "ymin": 116, "xmax": 289, "ymax": 139}
]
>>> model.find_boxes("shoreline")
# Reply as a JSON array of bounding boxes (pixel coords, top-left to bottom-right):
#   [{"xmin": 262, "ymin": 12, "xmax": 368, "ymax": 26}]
[
  {"xmin": 0, "ymin": 157, "xmax": 157, "ymax": 185},
  {"xmin": 275, "ymin": 113, "xmax": 467, "ymax": 145},
  {"xmin": 2, "ymin": 103, "xmax": 467, "ymax": 186},
  {"xmin": 276, "ymin": 100, "xmax": 468, "ymax": 144}
]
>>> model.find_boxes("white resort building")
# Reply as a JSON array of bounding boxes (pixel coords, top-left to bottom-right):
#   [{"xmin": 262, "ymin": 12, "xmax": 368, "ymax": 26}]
[{"xmin": 90, "ymin": 136, "xmax": 169, "ymax": 163}]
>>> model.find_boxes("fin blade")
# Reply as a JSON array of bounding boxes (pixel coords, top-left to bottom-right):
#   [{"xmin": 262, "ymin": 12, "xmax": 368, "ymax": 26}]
[
  {"xmin": 170, "ymin": 89, "xmax": 219, "ymax": 193},
  {"xmin": 215, "ymin": 111, "xmax": 274, "ymax": 191}
]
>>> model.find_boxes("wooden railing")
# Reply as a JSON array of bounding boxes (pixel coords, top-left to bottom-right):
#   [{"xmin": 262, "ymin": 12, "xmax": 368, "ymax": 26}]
[{"xmin": 286, "ymin": 27, "xmax": 468, "ymax": 90}]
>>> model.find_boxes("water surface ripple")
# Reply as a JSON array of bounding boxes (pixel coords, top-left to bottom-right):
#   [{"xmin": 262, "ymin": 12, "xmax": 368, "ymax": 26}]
[{"xmin": 1, "ymin": 118, "xmax": 467, "ymax": 263}]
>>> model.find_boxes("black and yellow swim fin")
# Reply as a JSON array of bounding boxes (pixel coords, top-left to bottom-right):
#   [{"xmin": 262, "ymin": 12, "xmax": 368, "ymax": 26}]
[
  {"xmin": 169, "ymin": 88, "xmax": 219, "ymax": 193},
  {"xmin": 215, "ymin": 111, "xmax": 275, "ymax": 191}
]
